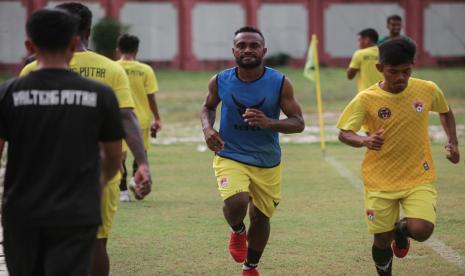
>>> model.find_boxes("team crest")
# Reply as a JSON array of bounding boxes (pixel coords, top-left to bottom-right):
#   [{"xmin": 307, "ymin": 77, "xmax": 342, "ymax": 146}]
[
  {"xmin": 366, "ymin": 209, "xmax": 376, "ymax": 221},
  {"xmin": 377, "ymin": 107, "xmax": 391, "ymax": 119},
  {"xmin": 219, "ymin": 177, "xmax": 229, "ymax": 188},
  {"xmin": 413, "ymin": 100, "xmax": 424, "ymax": 113},
  {"xmin": 423, "ymin": 161, "xmax": 430, "ymax": 171}
]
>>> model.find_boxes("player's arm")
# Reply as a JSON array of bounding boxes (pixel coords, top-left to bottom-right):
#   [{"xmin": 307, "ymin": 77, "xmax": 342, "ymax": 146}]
[
  {"xmin": 120, "ymin": 108, "xmax": 151, "ymax": 196},
  {"xmin": 99, "ymin": 140, "xmax": 122, "ymax": 189},
  {"xmin": 243, "ymin": 77, "xmax": 305, "ymax": 134},
  {"xmin": 347, "ymin": 68, "xmax": 358, "ymax": 80},
  {"xmin": 338, "ymin": 129, "xmax": 384, "ymax": 150},
  {"xmin": 439, "ymin": 108, "xmax": 460, "ymax": 164},
  {"xmin": 347, "ymin": 51, "xmax": 360, "ymax": 80},
  {"xmin": 148, "ymin": 94, "xmax": 161, "ymax": 138},
  {"xmin": 200, "ymin": 75, "xmax": 224, "ymax": 152}
]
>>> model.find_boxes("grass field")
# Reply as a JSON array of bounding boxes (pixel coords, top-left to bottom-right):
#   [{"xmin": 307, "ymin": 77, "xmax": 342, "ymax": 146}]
[
  {"xmin": 106, "ymin": 67, "xmax": 465, "ymax": 275},
  {"xmin": 1, "ymin": 67, "xmax": 464, "ymax": 275},
  {"xmin": 111, "ymin": 143, "xmax": 464, "ymax": 275}
]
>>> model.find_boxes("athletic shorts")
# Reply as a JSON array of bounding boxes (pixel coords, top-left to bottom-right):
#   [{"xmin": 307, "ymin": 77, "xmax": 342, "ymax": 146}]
[
  {"xmin": 364, "ymin": 183, "xmax": 437, "ymax": 234},
  {"xmin": 97, "ymin": 173, "xmax": 121, "ymax": 239},
  {"xmin": 213, "ymin": 156, "xmax": 282, "ymax": 218},
  {"xmin": 122, "ymin": 128, "xmax": 150, "ymax": 152},
  {"xmin": 3, "ymin": 222, "xmax": 97, "ymax": 276}
]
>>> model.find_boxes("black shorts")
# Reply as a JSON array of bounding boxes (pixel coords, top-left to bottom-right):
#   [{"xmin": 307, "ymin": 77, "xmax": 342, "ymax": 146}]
[{"xmin": 3, "ymin": 222, "xmax": 97, "ymax": 276}]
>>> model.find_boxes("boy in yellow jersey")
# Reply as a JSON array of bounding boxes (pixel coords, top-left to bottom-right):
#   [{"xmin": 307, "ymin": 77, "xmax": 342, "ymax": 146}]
[
  {"xmin": 116, "ymin": 34, "xmax": 162, "ymax": 202},
  {"xmin": 337, "ymin": 38, "xmax": 460, "ymax": 276},
  {"xmin": 20, "ymin": 3, "xmax": 152, "ymax": 276},
  {"xmin": 347, "ymin": 28, "xmax": 383, "ymax": 92}
]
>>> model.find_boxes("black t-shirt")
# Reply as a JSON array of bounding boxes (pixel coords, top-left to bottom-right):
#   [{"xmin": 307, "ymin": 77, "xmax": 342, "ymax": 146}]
[{"xmin": 0, "ymin": 68, "xmax": 125, "ymax": 226}]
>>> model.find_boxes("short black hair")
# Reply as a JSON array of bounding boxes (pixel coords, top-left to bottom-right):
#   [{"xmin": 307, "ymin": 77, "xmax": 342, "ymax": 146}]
[
  {"xmin": 26, "ymin": 8, "xmax": 78, "ymax": 52},
  {"xmin": 379, "ymin": 37, "xmax": 416, "ymax": 65},
  {"xmin": 387, "ymin": 14, "xmax": 402, "ymax": 24},
  {"xmin": 117, "ymin": 34, "xmax": 140, "ymax": 53},
  {"xmin": 234, "ymin": 26, "xmax": 265, "ymax": 43},
  {"xmin": 358, "ymin": 28, "xmax": 379, "ymax": 43},
  {"xmin": 55, "ymin": 2, "xmax": 92, "ymax": 37}
]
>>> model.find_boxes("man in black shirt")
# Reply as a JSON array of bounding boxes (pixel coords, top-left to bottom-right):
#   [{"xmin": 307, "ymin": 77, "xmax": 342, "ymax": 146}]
[{"xmin": 0, "ymin": 9, "xmax": 124, "ymax": 276}]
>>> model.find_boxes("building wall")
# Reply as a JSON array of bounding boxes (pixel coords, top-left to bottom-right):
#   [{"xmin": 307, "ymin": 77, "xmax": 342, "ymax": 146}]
[
  {"xmin": 192, "ymin": 3, "xmax": 245, "ymax": 60},
  {"xmin": 424, "ymin": 2, "xmax": 465, "ymax": 57},
  {"xmin": 258, "ymin": 3, "xmax": 308, "ymax": 58},
  {"xmin": 1, "ymin": 0, "xmax": 464, "ymax": 72},
  {"xmin": 324, "ymin": 3, "xmax": 404, "ymax": 58},
  {"xmin": 0, "ymin": 1, "xmax": 27, "ymax": 63},
  {"xmin": 121, "ymin": 2, "xmax": 178, "ymax": 61}
]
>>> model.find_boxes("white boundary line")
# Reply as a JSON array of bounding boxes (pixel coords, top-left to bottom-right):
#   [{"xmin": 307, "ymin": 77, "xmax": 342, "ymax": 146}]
[{"xmin": 324, "ymin": 155, "xmax": 465, "ymax": 270}]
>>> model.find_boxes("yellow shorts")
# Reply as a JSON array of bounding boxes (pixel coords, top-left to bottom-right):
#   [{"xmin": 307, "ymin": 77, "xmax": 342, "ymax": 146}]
[
  {"xmin": 97, "ymin": 172, "xmax": 121, "ymax": 239},
  {"xmin": 122, "ymin": 128, "xmax": 150, "ymax": 152},
  {"xmin": 213, "ymin": 156, "xmax": 282, "ymax": 218},
  {"xmin": 364, "ymin": 183, "xmax": 437, "ymax": 234}
]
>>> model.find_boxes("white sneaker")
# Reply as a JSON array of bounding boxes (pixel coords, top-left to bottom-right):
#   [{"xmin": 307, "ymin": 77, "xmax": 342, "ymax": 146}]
[{"xmin": 119, "ymin": 190, "xmax": 130, "ymax": 202}]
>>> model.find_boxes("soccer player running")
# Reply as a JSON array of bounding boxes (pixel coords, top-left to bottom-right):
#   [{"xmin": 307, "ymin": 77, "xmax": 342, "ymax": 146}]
[
  {"xmin": 20, "ymin": 3, "xmax": 152, "ymax": 276},
  {"xmin": 337, "ymin": 38, "xmax": 460, "ymax": 276},
  {"xmin": 378, "ymin": 15, "xmax": 404, "ymax": 45},
  {"xmin": 0, "ymin": 8, "xmax": 124, "ymax": 275},
  {"xmin": 200, "ymin": 26, "xmax": 304, "ymax": 276},
  {"xmin": 116, "ymin": 34, "xmax": 162, "ymax": 202},
  {"xmin": 347, "ymin": 28, "xmax": 383, "ymax": 92}
]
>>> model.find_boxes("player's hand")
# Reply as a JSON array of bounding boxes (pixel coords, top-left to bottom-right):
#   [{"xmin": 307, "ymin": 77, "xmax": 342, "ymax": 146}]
[
  {"xmin": 133, "ymin": 163, "xmax": 152, "ymax": 199},
  {"xmin": 362, "ymin": 129, "xmax": 384, "ymax": 150},
  {"xmin": 243, "ymin": 108, "xmax": 271, "ymax": 128},
  {"xmin": 445, "ymin": 143, "xmax": 460, "ymax": 164},
  {"xmin": 150, "ymin": 120, "xmax": 162, "ymax": 138},
  {"xmin": 203, "ymin": 126, "xmax": 224, "ymax": 152}
]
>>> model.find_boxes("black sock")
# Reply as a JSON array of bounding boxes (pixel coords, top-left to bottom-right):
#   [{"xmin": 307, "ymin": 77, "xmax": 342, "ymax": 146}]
[
  {"xmin": 119, "ymin": 159, "xmax": 128, "ymax": 191},
  {"xmin": 394, "ymin": 218, "xmax": 409, "ymax": 248},
  {"xmin": 231, "ymin": 222, "xmax": 245, "ymax": 233},
  {"xmin": 244, "ymin": 248, "xmax": 262, "ymax": 269},
  {"xmin": 372, "ymin": 245, "xmax": 393, "ymax": 276}
]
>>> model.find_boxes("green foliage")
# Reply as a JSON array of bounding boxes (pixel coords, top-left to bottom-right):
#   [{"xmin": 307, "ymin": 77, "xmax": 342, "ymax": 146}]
[
  {"xmin": 265, "ymin": 53, "xmax": 291, "ymax": 67},
  {"xmin": 91, "ymin": 17, "xmax": 127, "ymax": 59}
]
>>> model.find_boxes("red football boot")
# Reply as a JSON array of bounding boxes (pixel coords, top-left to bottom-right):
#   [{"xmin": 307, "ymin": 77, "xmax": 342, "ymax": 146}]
[
  {"xmin": 391, "ymin": 239, "xmax": 410, "ymax": 258},
  {"xmin": 229, "ymin": 231, "xmax": 247, "ymax": 262}
]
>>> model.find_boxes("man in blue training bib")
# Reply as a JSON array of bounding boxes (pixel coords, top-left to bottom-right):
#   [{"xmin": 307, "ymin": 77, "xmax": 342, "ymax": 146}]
[{"xmin": 200, "ymin": 26, "xmax": 305, "ymax": 276}]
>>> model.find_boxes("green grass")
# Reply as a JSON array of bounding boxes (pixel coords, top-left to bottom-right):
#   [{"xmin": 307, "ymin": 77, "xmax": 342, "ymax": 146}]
[
  {"xmin": 110, "ymin": 143, "xmax": 465, "ymax": 275},
  {"xmin": 151, "ymin": 67, "xmax": 465, "ymax": 127}
]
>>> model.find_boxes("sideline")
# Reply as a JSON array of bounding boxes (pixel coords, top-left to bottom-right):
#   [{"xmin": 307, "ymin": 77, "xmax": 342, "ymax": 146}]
[{"xmin": 324, "ymin": 154, "xmax": 465, "ymax": 270}]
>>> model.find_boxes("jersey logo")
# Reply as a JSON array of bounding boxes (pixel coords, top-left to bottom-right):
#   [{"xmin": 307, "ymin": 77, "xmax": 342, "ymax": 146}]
[
  {"xmin": 413, "ymin": 100, "xmax": 424, "ymax": 113},
  {"xmin": 377, "ymin": 107, "xmax": 391, "ymax": 119},
  {"xmin": 231, "ymin": 95, "xmax": 266, "ymax": 117},
  {"xmin": 423, "ymin": 161, "xmax": 430, "ymax": 171},
  {"xmin": 366, "ymin": 209, "xmax": 376, "ymax": 221},
  {"xmin": 218, "ymin": 177, "xmax": 229, "ymax": 188}
]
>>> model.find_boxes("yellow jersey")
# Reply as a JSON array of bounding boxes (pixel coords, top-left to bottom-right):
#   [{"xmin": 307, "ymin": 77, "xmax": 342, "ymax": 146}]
[
  {"xmin": 349, "ymin": 46, "xmax": 383, "ymax": 92},
  {"xmin": 117, "ymin": 60, "xmax": 158, "ymax": 129},
  {"xmin": 20, "ymin": 51, "xmax": 134, "ymax": 109},
  {"xmin": 337, "ymin": 78, "xmax": 449, "ymax": 192}
]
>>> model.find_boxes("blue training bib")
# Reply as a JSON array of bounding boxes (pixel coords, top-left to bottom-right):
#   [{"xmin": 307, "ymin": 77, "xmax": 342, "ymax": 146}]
[{"xmin": 217, "ymin": 67, "xmax": 284, "ymax": 168}]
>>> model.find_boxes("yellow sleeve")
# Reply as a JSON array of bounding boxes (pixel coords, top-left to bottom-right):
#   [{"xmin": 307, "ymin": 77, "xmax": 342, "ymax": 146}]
[
  {"xmin": 144, "ymin": 65, "xmax": 158, "ymax": 95},
  {"xmin": 430, "ymin": 82, "xmax": 449, "ymax": 113},
  {"xmin": 336, "ymin": 96, "xmax": 366, "ymax": 132},
  {"xmin": 113, "ymin": 65, "xmax": 135, "ymax": 109},
  {"xmin": 348, "ymin": 50, "xmax": 361, "ymax": 69},
  {"xmin": 19, "ymin": 61, "xmax": 38, "ymax": 76}
]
